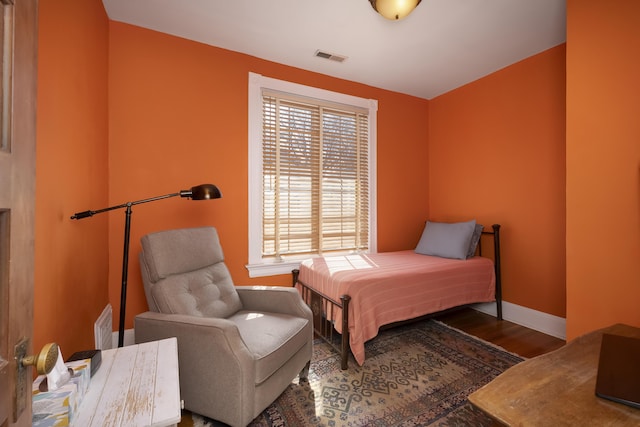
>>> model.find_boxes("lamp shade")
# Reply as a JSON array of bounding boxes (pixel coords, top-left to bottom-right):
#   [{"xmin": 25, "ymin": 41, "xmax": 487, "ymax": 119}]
[
  {"xmin": 180, "ymin": 184, "xmax": 222, "ymax": 200},
  {"xmin": 370, "ymin": 0, "xmax": 421, "ymax": 20}
]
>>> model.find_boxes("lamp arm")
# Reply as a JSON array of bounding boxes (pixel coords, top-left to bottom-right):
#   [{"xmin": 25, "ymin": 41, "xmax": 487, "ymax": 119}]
[
  {"xmin": 70, "ymin": 192, "xmax": 181, "ymax": 220},
  {"xmin": 70, "ymin": 203, "xmax": 128, "ymax": 220},
  {"xmin": 130, "ymin": 192, "xmax": 181, "ymax": 206}
]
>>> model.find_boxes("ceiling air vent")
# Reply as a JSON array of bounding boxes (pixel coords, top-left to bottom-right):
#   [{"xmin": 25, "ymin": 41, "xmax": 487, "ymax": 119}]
[{"xmin": 314, "ymin": 50, "xmax": 348, "ymax": 63}]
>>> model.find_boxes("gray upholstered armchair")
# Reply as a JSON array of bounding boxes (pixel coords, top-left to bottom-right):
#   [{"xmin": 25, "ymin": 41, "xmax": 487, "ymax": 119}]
[{"xmin": 134, "ymin": 226, "xmax": 313, "ymax": 427}]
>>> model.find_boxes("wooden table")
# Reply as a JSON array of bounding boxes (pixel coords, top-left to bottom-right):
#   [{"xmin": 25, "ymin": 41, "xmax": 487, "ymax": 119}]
[
  {"xmin": 469, "ymin": 324, "xmax": 640, "ymax": 426},
  {"xmin": 72, "ymin": 338, "xmax": 181, "ymax": 427}
]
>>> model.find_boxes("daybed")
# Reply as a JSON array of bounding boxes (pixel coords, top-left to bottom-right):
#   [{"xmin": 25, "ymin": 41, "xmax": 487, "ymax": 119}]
[{"xmin": 293, "ymin": 222, "xmax": 502, "ymax": 369}]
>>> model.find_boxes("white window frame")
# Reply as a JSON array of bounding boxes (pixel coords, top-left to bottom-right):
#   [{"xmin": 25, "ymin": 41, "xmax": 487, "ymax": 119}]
[{"xmin": 247, "ymin": 72, "xmax": 378, "ymax": 277}]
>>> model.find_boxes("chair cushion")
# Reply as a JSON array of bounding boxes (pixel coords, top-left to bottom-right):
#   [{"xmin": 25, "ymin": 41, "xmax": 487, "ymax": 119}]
[
  {"xmin": 141, "ymin": 227, "xmax": 225, "ymax": 282},
  {"xmin": 228, "ymin": 310, "xmax": 310, "ymax": 384},
  {"xmin": 151, "ymin": 263, "xmax": 242, "ymax": 318}
]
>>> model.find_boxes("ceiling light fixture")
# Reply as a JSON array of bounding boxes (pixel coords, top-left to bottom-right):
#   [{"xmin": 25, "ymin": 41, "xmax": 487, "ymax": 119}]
[{"xmin": 369, "ymin": 0, "xmax": 422, "ymax": 20}]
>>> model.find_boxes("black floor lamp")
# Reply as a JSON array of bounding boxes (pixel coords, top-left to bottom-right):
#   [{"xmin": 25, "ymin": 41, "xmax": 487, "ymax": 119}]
[{"xmin": 71, "ymin": 183, "xmax": 222, "ymax": 347}]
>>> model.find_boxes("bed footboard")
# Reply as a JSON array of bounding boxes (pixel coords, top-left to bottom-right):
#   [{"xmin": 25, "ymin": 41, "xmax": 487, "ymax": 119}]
[{"xmin": 292, "ymin": 269, "xmax": 351, "ymax": 370}]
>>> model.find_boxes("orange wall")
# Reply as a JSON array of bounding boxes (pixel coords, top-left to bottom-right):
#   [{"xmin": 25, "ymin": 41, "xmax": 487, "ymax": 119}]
[
  {"xmin": 108, "ymin": 22, "xmax": 429, "ymax": 330},
  {"xmin": 37, "ymin": 1, "xmax": 640, "ymax": 349},
  {"xmin": 35, "ymin": 0, "xmax": 110, "ymax": 354},
  {"xmin": 566, "ymin": 0, "xmax": 640, "ymax": 338},
  {"xmin": 429, "ymin": 46, "xmax": 567, "ymax": 318}
]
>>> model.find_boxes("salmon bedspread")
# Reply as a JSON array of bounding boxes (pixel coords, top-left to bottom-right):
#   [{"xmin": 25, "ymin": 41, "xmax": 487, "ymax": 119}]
[{"xmin": 298, "ymin": 250, "xmax": 496, "ymax": 365}]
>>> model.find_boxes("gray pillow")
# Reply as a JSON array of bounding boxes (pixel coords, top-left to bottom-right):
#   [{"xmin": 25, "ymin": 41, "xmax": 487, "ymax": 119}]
[
  {"xmin": 466, "ymin": 224, "xmax": 484, "ymax": 259},
  {"xmin": 415, "ymin": 220, "xmax": 476, "ymax": 260}
]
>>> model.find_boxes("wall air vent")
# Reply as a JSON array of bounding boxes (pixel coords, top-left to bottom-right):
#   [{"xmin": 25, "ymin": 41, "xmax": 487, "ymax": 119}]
[{"xmin": 314, "ymin": 50, "xmax": 348, "ymax": 63}]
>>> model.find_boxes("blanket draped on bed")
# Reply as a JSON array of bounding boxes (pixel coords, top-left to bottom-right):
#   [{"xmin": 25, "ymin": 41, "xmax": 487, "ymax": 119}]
[{"xmin": 298, "ymin": 250, "xmax": 496, "ymax": 365}]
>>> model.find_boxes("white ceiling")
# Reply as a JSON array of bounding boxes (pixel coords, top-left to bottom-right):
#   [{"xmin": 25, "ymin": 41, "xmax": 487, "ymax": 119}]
[{"xmin": 102, "ymin": 0, "xmax": 566, "ymax": 100}]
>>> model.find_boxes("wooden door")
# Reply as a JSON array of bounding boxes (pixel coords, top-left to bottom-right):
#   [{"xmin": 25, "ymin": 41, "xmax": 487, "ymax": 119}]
[{"xmin": 0, "ymin": 0, "xmax": 38, "ymax": 426}]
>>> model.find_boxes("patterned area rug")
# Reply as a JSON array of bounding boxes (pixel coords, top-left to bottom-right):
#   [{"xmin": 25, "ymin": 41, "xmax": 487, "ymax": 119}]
[{"xmin": 193, "ymin": 319, "xmax": 523, "ymax": 427}]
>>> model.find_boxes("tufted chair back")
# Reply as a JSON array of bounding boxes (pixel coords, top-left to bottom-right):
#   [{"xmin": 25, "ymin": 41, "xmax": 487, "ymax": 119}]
[{"xmin": 139, "ymin": 226, "xmax": 242, "ymax": 318}]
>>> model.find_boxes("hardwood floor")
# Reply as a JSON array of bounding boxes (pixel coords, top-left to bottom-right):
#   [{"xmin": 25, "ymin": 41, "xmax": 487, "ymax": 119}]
[
  {"xmin": 434, "ymin": 307, "xmax": 565, "ymax": 358},
  {"xmin": 177, "ymin": 307, "xmax": 566, "ymax": 426}
]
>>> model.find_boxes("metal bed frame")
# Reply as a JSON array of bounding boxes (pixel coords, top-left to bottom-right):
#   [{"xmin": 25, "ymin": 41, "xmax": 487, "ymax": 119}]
[{"xmin": 293, "ymin": 223, "xmax": 502, "ymax": 370}]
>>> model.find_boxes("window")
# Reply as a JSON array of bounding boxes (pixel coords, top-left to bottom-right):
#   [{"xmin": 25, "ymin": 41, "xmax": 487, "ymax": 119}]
[{"xmin": 247, "ymin": 73, "xmax": 377, "ymax": 277}]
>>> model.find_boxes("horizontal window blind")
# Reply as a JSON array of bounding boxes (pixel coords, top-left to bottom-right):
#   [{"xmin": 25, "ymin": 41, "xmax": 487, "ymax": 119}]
[{"xmin": 262, "ymin": 91, "xmax": 369, "ymax": 259}]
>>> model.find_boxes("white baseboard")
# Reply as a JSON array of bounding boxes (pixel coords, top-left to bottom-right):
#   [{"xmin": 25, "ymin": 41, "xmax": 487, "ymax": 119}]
[
  {"xmin": 111, "ymin": 329, "xmax": 136, "ymax": 347},
  {"xmin": 473, "ymin": 301, "xmax": 566, "ymax": 340}
]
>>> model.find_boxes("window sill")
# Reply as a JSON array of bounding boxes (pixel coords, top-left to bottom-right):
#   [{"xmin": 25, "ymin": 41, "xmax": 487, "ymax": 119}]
[{"xmin": 245, "ymin": 260, "xmax": 302, "ymax": 278}]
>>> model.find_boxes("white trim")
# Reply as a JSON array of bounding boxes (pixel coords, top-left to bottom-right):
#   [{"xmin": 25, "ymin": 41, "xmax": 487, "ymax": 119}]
[
  {"xmin": 473, "ymin": 301, "xmax": 566, "ymax": 340},
  {"xmin": 246, "ymin": 260, "xmax": 301, "ymax": 278},
  {"xmin": 247, "ymin": 72, "xmax": 378, "ymax": 277},
  {"xmin": 247, "ymin": 72, "xmax": 264, "ymax": 270}
]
